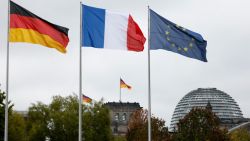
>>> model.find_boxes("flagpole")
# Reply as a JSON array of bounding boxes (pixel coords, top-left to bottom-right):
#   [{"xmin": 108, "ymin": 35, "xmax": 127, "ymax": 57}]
[
  {"xmin": 147, "ymin": 6, "xmax": 152, "ymax": 141},
  {"xmin": 4, "ymin": 0, "xmax": 10, "ymax": 141},
  {"xmin": 79, "ymin": 2, "xmax": 83, "ymax": 141}
]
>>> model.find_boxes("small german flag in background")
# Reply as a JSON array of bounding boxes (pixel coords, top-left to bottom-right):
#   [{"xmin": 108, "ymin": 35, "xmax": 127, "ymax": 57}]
[
  {"xmin": 10, "ymin": 1, "xmax": 69, "ymax": 53},
  {"xmin": 82, "ymin": 94, "xmax": 92, "ymax": 104},
  {"xmin": 120, "ymin": 78, "xmax": 132, "ymax": 90}
]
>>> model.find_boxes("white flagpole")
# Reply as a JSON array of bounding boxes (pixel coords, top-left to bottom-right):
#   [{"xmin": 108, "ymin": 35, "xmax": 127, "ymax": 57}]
[
  {"xmin": 4, "ymin": 0, "xmax": 10, "ymax": 141},
  {"xmin": 79, "ymin": 2, "xmax": 83, "ymax": 141},
  {"xmin": 147, "ymin": 6, "xmax": 152, "ymax": 141}
]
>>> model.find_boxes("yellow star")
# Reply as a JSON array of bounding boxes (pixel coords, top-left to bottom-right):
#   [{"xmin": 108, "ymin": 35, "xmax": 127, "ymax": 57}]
[
  {"xmin": 167, "ymin": 37, "xmax": 171, "ymax": 41},
  {"xmin": 184, "ymin": 47, "xmax": 188, "ymax": 52},
  {"xmin": 178, "ymin": 47, "xmax": 182, "ymax": 51},
  {"xmin": 165, "ymin": 31, "xmax": 170, "ymax": 35},
  {"xmin": 171, "ymin": 43, "xmax": 175, "ymax": 47},
  {"xmin": 189, "ymin": 43, "xmax": 193, "ymax": 48}
]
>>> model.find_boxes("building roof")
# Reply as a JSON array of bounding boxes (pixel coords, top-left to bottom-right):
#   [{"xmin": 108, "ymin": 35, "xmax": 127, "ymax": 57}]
[
  {"xmin": 170, "ymin": 88, "xmax": 243, "ymax": 130},
  {"xmin": 104, "ymin": 102, "xmax": 141, "ymax": 109}
]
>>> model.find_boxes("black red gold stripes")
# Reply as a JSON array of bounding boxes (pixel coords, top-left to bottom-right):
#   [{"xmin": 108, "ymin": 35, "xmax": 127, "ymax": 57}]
[
  {"xmin": 82, "ymin": 95, "xmax": 92, "ymax": 104},
  {"xmin": 10, "ymin": 1, "xmax": 69, "ymax": 53},
  {"xmin": 120, "ymin": 78, "xmax": 132, "ymax": 90}
]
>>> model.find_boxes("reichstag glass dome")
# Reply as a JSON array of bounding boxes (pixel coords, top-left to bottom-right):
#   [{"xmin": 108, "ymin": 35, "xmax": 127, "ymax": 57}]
[{"xmin": 170, "ymin": 88, "xmax": 243, "ymax": 130}]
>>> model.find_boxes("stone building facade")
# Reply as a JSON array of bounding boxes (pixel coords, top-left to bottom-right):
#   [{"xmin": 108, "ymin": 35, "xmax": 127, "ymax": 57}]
[{"xmin": 104, "ymin": 102, "xmax": 141, "ymax": 136}]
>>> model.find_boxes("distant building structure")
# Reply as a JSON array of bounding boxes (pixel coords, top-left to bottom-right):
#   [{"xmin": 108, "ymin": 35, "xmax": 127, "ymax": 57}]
[
  {"xmin": 104, "ymin": 102, "xmax": 141, "ymax": 136},
  {"xmin": 170, "ymin": 88, "xmax": 249, "ymax": 131}
]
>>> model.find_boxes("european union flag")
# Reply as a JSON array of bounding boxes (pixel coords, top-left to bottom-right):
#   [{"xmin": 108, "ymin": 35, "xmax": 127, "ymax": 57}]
[{"xmin": 150, "ymin": 9, "xmax": 207, "ymax": 62}]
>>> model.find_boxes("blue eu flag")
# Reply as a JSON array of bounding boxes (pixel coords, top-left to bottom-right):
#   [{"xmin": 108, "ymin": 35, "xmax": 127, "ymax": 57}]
[{"xmin": 150, "ymin": 9, "xmax": 207, "ymax": 62}]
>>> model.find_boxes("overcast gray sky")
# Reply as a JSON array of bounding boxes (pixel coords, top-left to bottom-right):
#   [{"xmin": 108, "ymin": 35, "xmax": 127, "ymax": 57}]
[{"xmin": 0, "ymin": 0, "xmax": 250, "ymax": 126}]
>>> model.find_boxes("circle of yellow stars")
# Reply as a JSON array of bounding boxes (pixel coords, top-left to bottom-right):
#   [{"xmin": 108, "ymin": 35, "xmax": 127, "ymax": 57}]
[{"xmin": 165, "ymin": 24, "xmax": 195, "ymax": 53}]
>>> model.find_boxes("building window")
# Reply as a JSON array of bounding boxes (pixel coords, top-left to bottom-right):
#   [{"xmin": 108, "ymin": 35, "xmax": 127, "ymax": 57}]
[
  {"xmin": 122, "ymin": 113, "xmax": 126, "ymax": 121},
  {"xmin": 114, "ymin": 122, "xmax": 118, "ymax": 133},
  {"xmin": 115, "ymin": 113, "xmax": 119, "ymax": 121}
]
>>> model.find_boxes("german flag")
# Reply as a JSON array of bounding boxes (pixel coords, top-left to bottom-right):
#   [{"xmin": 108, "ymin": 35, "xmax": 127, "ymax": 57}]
[
  {"xmin": 10, "ymin": 1, "xmax": 69, "ymax": 53},
  {"xmin": 82, "ymin": 94, "xmax": 92, "ymax": 104},
  {"xmin": 120, "ymin": 78, "xmax": 132, "ymax": 90}
]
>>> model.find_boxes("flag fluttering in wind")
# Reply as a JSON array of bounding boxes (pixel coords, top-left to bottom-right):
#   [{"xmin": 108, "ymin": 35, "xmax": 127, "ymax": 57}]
[
  {"xmin": 150, "ymin": 9, "xmax": 207, "ymax": 62},
  {"xmin": 82, "ymin": 94, "xmax": 92, "ymax": 104},
  {"xmin": 82, "ymin": 5, "xmax": 146, "ymax": 52},
  {"xmin": 120, "ymin": 78, "xmax": 132, "ymax": 90},
  {"xmin": 10, "ymin": 1, "xmax": 69, "ymax": 53}
]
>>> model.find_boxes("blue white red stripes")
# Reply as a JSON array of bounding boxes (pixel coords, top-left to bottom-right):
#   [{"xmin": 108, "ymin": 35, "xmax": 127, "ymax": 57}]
[{"xmin": 82, "ymin": 5, "xmax": 145, "ymax": 52}]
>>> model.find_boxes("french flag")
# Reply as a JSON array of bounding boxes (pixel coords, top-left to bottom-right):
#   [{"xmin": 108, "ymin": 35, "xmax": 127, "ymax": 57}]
[{"xmin": 82, "ymin": 5, "xmax": 146, "ymax": 52}]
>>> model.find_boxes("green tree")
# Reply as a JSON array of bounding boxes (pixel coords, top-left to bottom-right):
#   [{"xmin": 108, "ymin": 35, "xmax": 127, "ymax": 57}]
[
  {"xmin": 26, "ymin": 102, "xmax": 50, "ymax": 141},
  {"xmin": 0, "ymin": 89, "xmax": 5, "ymax": 141},
  {"xmin": 172, "ymin": 107, "xmax": 230, "ymax": 141},
  {"xmin": 26, "ymin": 95, "xmax": 113, "ymax": 141},
  {"xmin": 114, "ymin": 136, "xmax": 126, "ymax": 141},
  {"xmin": 126, "ymin": 109, "xmax": 170, "ymax": 141},
  {"xmin": 48, "ymin": 95, "xmax": 78, "ymax": 141},
  {"xmin": 27, "ymin": 95, "xmax": 78, "ymax": 141},
  {"xmin": 0, "ymin": 88, "xmax": 13, "ymax": 141},
  {"xmin": 83, "ymin": 101, "xmax": 114, "ymax": 141},
  {"xmin": 230, "ymin": 128, "xmax": 250, "ymax": 141},
  {"xmin": 8, "ymin": 112, "xmax": 26, "ymax": 141}
]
